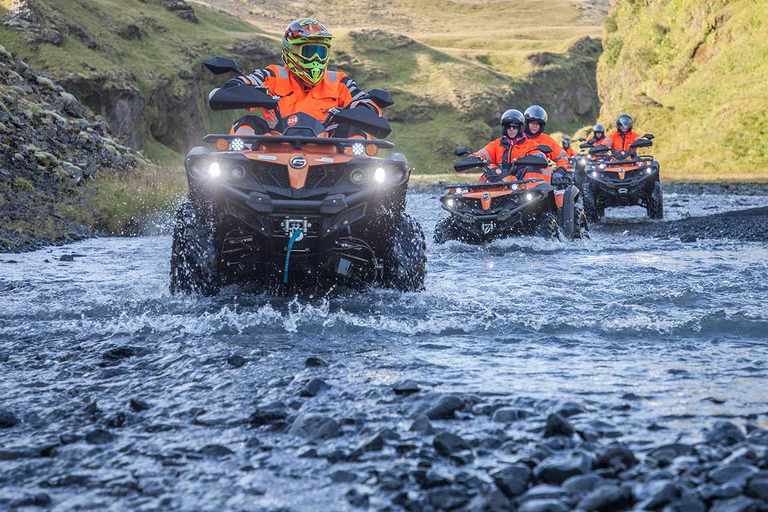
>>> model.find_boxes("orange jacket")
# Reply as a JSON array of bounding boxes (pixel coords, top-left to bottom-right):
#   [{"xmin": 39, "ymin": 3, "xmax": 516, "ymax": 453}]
[
  {"xmin": 608, "ymin": 130, "xmax": 641, "ymax": 152},
  {"xmin": 563, "ymin": 147, "xmax": 578, "ymax": 157},
  {"xmin": 587, "ymin": 136, "xmax": 611, "ymax": 147},
  {"xmin": 526, "ymin": 132, "xmax": 568, "ymax": 168},
  {"xmin": 473, "ymin": 137, "xmax": 541, "ymax": 168},
  {"xmin": 230, "ymin": 65, "xmax": 374, "ymax": 123}
]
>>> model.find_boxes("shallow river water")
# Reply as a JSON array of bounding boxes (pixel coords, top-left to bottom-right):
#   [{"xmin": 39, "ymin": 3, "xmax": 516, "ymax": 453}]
[{"xmin": 1, "ymin": 190, "xmax": 767, "ymax": 511}]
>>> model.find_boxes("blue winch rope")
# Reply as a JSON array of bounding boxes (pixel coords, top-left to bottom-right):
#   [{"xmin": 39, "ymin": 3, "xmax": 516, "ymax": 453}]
[{"xmin": 283, "ymin": 229, "xmax": 303, "ymax": 284}]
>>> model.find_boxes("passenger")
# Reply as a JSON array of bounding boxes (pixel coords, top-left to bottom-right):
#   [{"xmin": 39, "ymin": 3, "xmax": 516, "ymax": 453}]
[
  {"xmin": 608, "ymin": 114, "xmax": 642, "ymax": 153},
  {"xmin": 587, "ymin": 124, "xmax": 610, "ymax": 147},
  {"xmin": 561, "ymin": 137, "xmax": 578, "ymax": 157},
  {"xmin": 472, "ymin": 109, "xmax": 544, "ymax": 182},
  {"xmin": 216, "ymin": 18, "xmax": 379, "ymax": 136},
  {"xmin": 523, "ymin": 105, "xmax": 569, "ymax": 184}
]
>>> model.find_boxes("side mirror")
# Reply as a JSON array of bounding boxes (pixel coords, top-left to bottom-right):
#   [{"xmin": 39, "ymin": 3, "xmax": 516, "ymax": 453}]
[
  {"xmin": 367, "ymin": 89, "xmax": 394, "ymax": 109},
  {"xmin": 331, "ymin": 107, "xmax": 392, "ymax": 139},
  {"xmin": 204, "ymin": 56, "xmax": 243, "ymax": 76},
  {"xmin": 454, "ymin": 147, "xmax": 470, "ymax": 157},
  {"xmin": 453, "ymin": 155, "xmax": 485, "ymax": 173},
  {"xmin": 642, "ymin": 133, "xmax": 655, "ymax": 140},
  {"xmin": 209, "ymin": 84, "xmax": 279, "ymax": 111},
  {"xmin": 578, "ymin": 137, "xmax": 586, "ymax": 142},
  {"xmin": 536, "ymin": 144, "xmax": 552, "ymax": 154},
  {"xmin": 514, "ymin": 155, "xmax": 548, "ymax": 169},
  {"xmin": 579, "ymin": 143, "xmax": 591, "ymax": 149},
  {"xmin": 588, "ymin": 144, "xmax": 611, "ymax": 154},
  {"xmin": 629, "ymin": 138, "xmax": 653, "ymax": 149}
]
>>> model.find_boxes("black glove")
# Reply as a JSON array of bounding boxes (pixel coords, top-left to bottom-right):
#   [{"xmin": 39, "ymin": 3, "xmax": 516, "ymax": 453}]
[
  {"xmin": 515, "ymin": 166, "xmax": 529, "ymax": 180},
  {"xmin": 551, "ymin": 168, "xmax": 571, "ymax": 185}
]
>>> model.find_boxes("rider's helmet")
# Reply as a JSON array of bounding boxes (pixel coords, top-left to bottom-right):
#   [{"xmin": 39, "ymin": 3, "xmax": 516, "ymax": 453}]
[
  {"xmin": 500, "ymin": 109, "xmax": 525, "ymax": 137},
  {"xmin": 616, "ymin": 114, "xmax": 633, "ymax": 133},
  {"xmin": 593, "ymin": 124, "xmax": 605, "ymax": 140},
  {"xmin": 282, "ymin": 19, "xmax": 334, "ymax": 86},
  {"xmin": 524, "ymin": 105, "xmax": 548, "ymax": 136},
  {"xmin": 562, "ymin": 137, "xmax": 571, "ymax": 150}
]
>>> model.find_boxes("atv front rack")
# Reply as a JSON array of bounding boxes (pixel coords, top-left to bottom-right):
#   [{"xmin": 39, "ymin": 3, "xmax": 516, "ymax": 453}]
[
  {"xmin": 441, "ymin": 178, "xmax": 543, "ymax": 189},
  {"xmin": 204, "ymin": 134, "xmax": 395, "ymax": 150}
]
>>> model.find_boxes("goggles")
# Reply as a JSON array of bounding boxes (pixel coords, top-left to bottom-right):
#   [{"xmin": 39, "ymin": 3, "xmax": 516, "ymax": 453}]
[{"xmin": 292, "ymin": 43, "xmax": 330, "ymax": 62}]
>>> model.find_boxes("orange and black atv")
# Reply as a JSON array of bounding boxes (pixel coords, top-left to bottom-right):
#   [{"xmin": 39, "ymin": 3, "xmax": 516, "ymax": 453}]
[
  {"xmin": 433, "ymin": 147, "xmax": 588, "ymax": 244},
  {"xmin": 169, "ymin": 57, "xmax": 426, "ymax": 295},
  {"xmin": 577, "ymin": 135, "xmax": 662, "ymax": 222}
]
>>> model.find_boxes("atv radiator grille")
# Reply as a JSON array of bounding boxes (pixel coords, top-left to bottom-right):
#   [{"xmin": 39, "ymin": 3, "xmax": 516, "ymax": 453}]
[
  {"xmin": 253, "ymin": 164, "xmax": 291, "ymax": 189},
  {"xmin": 305, "ymin": 166, "xmax": 344, "ymax": 190}
]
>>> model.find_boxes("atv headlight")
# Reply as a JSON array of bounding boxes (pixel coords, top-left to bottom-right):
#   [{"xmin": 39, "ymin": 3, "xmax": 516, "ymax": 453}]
[
  {"xmin": 598, "ymin": 164, "xmax": 606, "ymax": 169},
  {"xmin": 349, "ymin": 168, "xmax": 367, "ymax": 186},
  {"xmin": 374, "ymin": 167, "xmax": 386, "ymax": 183},
  {"xmin": 591, "ymin": 171, "xmax": 598, "ymax": 178},
  {"xmin": 446, "ymin": 198, "xmax": 456, "ymax": 208},
  {"xmin": 526, "ymin": 193, "xmax": 533, "ymax": 201},
  {"xmin": 230, "ymin": 165, "xmax": 246, "ymax": 181},
  {"xmin": 646, "ymin": 168, "xmax": 653, "ymax": 174},
  {"xmin": 208, "ymin": 162, "xmax": 221, "ymax": 178},
  {"xmin": 455, "ymin": 187, "xmax": 462, "ymax": 194},
  {"xmin": 229, "ymin": 138, "xmax": 245, "ymax": 151},
  {"xmin": 351, "ymin": 143, "xmax": 365, "ymax": 156}
]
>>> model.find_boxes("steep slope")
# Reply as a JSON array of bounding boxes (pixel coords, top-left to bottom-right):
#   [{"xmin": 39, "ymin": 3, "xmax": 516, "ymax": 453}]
[
  {"xmin": 597, "ymin": 0, "xmax": 768, "ymax": 181},
  {"xmin": 0, "ymin": 44, "xmax": 141, "ymax": 251}
]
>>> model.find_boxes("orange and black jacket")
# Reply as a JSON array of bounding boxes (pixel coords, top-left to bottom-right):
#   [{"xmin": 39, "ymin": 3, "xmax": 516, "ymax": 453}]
[
  {"xmin": 563, "ymin": 147, "xmax": 578, "ymax": 158},
  {"xmin": 225, "ymin": 65, "xmax": 378, "ymax": 129},
  {"xmin": 608, "ymin": 130, "xmax": 641, "ymax": 152},
  {"xmin": 525, "ymin": 132, "xmax": 568, "ymax": 168},
  {"xmin": 587, "ymin": 136, "xmax": 611, "ymax": 147},
  {"xmin": 473, "ymin": 137, "xmax": 549, "ymax": 183}
]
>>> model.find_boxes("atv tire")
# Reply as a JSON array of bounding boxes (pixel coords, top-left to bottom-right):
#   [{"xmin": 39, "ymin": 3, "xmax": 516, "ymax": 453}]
[
  {"xmin": 647, "ymin": 180, "xmax": 664, "ymax": 219},
  {"xmin": 433, "ymin": 216, "xmax": 462, "ymax": 244},
  {"xmin": 535, "ymin": 212, "xmax": 561, "ymax": 241},
  {"xmin": 572, "ymin": 207, "xmax": 589, "ymax": 239},
  {"xmin": 170, "ymin": 201, "xmax": 221, "ymax": 296},
  {"xmin": 382, "ymin": 212, "xmax": 427, "ymax": 291},
  {"xmin": 582, "ymin": 182, "xmax": 603, "ymax": 223}
]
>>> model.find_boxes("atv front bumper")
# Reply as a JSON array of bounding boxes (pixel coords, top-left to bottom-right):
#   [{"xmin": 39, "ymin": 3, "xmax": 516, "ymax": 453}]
[{"xmin": 585, "ymin": 163, "xmax": 659, "ymax": 204}]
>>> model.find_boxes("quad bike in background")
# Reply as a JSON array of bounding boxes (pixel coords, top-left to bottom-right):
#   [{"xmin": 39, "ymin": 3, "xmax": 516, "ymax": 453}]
[
  {"xmin": 170, "ymin": 57, "xmax": 426, "ymax": 295},
  {"xmin": 433, "ymin": 146, "xmax": 588, "ymax": 244},
  {"xmin": 577, "ymin": 135, "xmax": 662, "ymax": 222}
]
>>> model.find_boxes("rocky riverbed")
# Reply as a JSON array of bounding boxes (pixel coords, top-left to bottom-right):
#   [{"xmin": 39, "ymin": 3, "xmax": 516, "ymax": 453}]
[{"xmin": 1, "ymin": 189, "xmax": 768, "ymax": 511}]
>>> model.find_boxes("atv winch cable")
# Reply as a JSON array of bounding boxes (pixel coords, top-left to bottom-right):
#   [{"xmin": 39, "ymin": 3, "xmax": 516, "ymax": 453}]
[{"xmin": 283, "ymin": 229, "xmax": 303, "ymax": 284}]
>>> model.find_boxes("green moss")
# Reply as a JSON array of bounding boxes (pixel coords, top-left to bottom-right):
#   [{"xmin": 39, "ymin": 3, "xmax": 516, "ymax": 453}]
[{"xmin": 13, "ymin": 177, "xmax": 35, "ymax": 193}]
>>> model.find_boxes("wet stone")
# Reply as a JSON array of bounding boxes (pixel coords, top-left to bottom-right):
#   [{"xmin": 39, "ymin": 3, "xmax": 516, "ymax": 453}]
[
  {"xmin": 698, "ymin": 482, "xmax": 743, "ymax": 501},
  {"xmin": 722, "ymin": 447, "xmax": 758, "ymax": 465},
  {"xmin": 297, "ymin": 448, "xmax": 318, "ymax": 458},
  {"xmin": 0, "ymin": 408, "xmax": 20, "ymax": 428},
  {"xmin": 329, "ymin": 470, "xmax": 357, "ymax": 483},
  {"xmin": 393, "ymin": 379, "xmax": 421, "ymax": 396},
  {"xmin": 199, "ymin": 444, "xmax": 234, "ymax": 457},
  {"xmin": 249, "ymin": 402, "xmax": 289, "ymax": 426},
  {"xmin": 359, "ymin": 433, "xmax": 385, "ymax": 452},
  {"xmin": 544, "ymin": 413, "xmax": 575, "ymax": 438},
  {"xmin": 519, "ymin": 484, "xmax": 569, "ymax": 503},
  {"xmin": 555, "ymin": 401, "xmax": 586, "ymax": 417},
  {"xmin": 709, "ymin": 496, "xmax": 758, "ymax": 512},
  {"xmin": 304, "ymin": 356, "xmax": 327, "ymax": 367},
  {"xmin": 708, "ymin": 463, "xmax": 759, "ymax": 485},
  {"xmin": 518, "ymin": 499, "xmax": 570, "ymax": 512},
  {"xmin": 85, "ymin": 428, "xmax": 114, "ymax": 445},
  {"xmin": 746, "ymin": 473, "xmax": 768, "ymax": 500},
  {"xmin": 706, "ymin": 421, "xmax": 746, "ymax": 446},
  {"xmin": 562, "ymin": 473, "xmax": 603, "ymax": 494},
  {"xmin": 425, "ymin": 394, "xmax": 465, "ymax": 420},
  {"xmin": 9, "ymin": 493, "xmax": 51, "ymax": 508},
  {"xmin": 649, "ymin": 443, "xmax": 696, "ymax": 461},
  {"xmin": 466, "ymin": 489, "xmax": 511, "ymax": 511},
  {"xmin": 300, "ymin": 377, "xmax": 330, "ymax": 397},
  {"xmin": 434, "ymin": 432, "xmax": 470, "ymax": 456},
  {"xmin": 491, "ymin": 463, "xmax": 532, "ymax": 498},
  {"xmin": 427, "ymin": 487, "xmax": 469, "ymax": 510},
  {"xmin": 576, "ymin": 484, "xmax": 632, "ymax": 511},
  {"xmin": 681, "ymin": 233, "xmax": 698, "ymax": 243},
  {"xmin": 60, "ymin": 433, "xmax": 82, "ymax": 445},
  {"xmin": 410, "ymin": 416, "xmax": 435, "ymax": 435},
  {"xmin": 105, "ymin": 412, "xmax": 126, "ymax": 428},
  {"xmin": 288, "ymin": 413, "xmax": 339, "ymax": 439},
  {"xmin": 595, "ymin": 443, "xmax": 637, "ymax": 472},
  {"xmin": 129, "ymin": 398, "xmax": 151, "ymax": 412},
  {"xmin": 422, "ymin": 470, "xmax": 452, "ymax": 489},
  {"xmin": 534, "ymin": 451, "xmax": 594, "ymax": 485},
  {"xmin": 226, "ymin": 354, "xmax": 247, "ymax": 368},
  {"xmin": 667, "ymin": 495, "xmax": 707, "ymax": 512},
  {"xmin": 345, "ymin": 489, "xmax": 369, "ymax": 508},
  {"xmin": 492, "ymin": 407, "xmax": 530, "ymax": 423}
]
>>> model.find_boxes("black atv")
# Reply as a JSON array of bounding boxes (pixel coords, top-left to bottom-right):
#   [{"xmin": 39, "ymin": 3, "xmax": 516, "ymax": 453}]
[
  {"xmin": 433, "ymin": 146, "xmax": 588, "ymax": 244},
  {"xmin": 578, "ymin": 135, "xmax": 662, "ymax": 222},
  {"xmin": 170, "ymin": 57, "xmax": 426, "ymax": 295}
]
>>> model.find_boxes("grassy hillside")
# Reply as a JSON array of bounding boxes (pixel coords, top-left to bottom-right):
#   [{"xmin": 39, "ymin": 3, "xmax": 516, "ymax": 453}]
[{"xmin": 597, "ymin": 0, "xmax": 768, "ymax": 182}]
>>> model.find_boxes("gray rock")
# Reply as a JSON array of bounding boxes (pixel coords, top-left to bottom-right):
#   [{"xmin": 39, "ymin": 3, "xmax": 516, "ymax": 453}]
[
  {"xmin": 681, "ymin": 234, "xmax": 697, "ymax": 243},
  {"xmin": 596, "ymin": 443, "xmax": 637, "ymax": 472},
  {"xmin": 534, "ymin": 451, "xmax": 594, "ymax": 485},
  {"xmin": 706, "ymin": 422, "xmax": 746, "ymax": 446},
  {"xmin": 708, "ymin": 463, "xmax": 759, "ymax": 486},
  {"xmin": 9, "ymin": 493, "xmax": 51, "ymax": 508},
  {"xmin": 563, "ymin": 473, "xmax": 603, "ymax": 494},
  {"xmin": 649, "ymin": 443, "xmax": 696, "ymax": 461},
  {"xmin": 555, "ymin": 401, "xmax": 586, "ymax": 417},
  {"xmin": 422, "ymin": 470, "xmax": 452, "ymax": 489},
  {"xmin": 345, "ymin": 488, "xmax": 370, "ymax": 508},
  {"xmin": 410, "ymin": 416, "xmax": 435, "ymax": 435},
  {"xmin": 85, "ymin": 428, "xmax": 114, "ymax": 445},
  {"xmin": 199, "ymin": 444, "xmax": 233, "ymax": 457},
  {"xmin": 289, "ymin": 413, "xmax": 339, "ymax": 439},
  {"xmin": 393, "ymin": 379, "xmax": 421, "ymax": 395},
  {"xmin": 0, "ymin": 408, "xmax": 20, "ymax": 428},
  {"xmin": 491, "ymin": 463, "xmax": 532, "ymax": 498},
  {"xmin": 519, "ymin": 484, "xmax": 569, "ymax": 503},
  {"xmin": 249, "ymin": 402, "xmax": 289, "ymax": 426},
  {"xmin": 492, "ymin": 407, "xmax": 530, "ymax": 423},
  {"xmin": 709, "ymin": 496, "xmax": 758, "ymax": 512},
  {"xmin": 722, "ymin": 447, "xmax": 758, "ymax": 465},
  {"xmin": 129, "ymin": 398, "xmax": 151, "ymax": 412},
  {"xmin": 329, "ymin": 470, "xmax": 357, "ymax": 483},
  {"xmin": 226, "ymin": 354, "xmax": 247, "ymax": 367},
  {"xmin": 466, "ymin": 489, "xmax": 511, "ymax": 512},
  {"xmin": 666, "ymin": 495, "xmax": 706, "ymax": 512},
  {"xmin": 746, "ymin": 472, "xmax": 768, "ymax": 501},
  {"xmin": 300, "ymin": 377, "xmax": 330, "ymax": 397},
  {"xmin": 427, "ymin": 487, "xmax": 470, "ymax": 510},
  {"xmin": 576, "ymin": 484, "xmax": 631, "ymax": 511},
  {"xmin": 544, "ymin": 413, "xmax": 575, "ymax": 438},
  {"xmin": 304, "ymin": 356, "xmax": 327, "ymax": 367},
  {"xmin": 426, "ymin": 394, "xmax": 465, "ymax": 420},
  {"xmin": 434, "ymin": 432, "xmax": 470, "ymax": 456},
  {"xmin": 359, "ymin": 433, "xmax": 385, "ymax": 452},
  {"xmin": 518, "ymin": 499, "xmax": 569, "ymax": 512},
  {"xmin": 634, "ymin": 480, "xmax": 679, "ymax": 509}
]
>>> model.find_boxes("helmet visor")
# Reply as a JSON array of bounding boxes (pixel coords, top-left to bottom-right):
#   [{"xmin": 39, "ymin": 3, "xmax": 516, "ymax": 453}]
[{"xmin": 295, "ymin": 44, "xmax": 330, "ymax": 62}]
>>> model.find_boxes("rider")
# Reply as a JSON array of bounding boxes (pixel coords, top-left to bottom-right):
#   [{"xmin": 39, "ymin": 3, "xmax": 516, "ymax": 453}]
[
  {"xmin": 523, "ymin": 105, "xmax": 569, "ymax": 184},
  {"xmin": 608, "ymin": 114, "xmax": 641, "ymax": 153},
  {"xmin": 587, "ymin": 124, "xmax": 610, "ymax": 147},
  {"xmin": 472, "ymin": 109, "xmax": 545, "ymax": 182},
  {"xmin": 561, "ymin": 137, "xmax": 578, "ymax": 157},
  {"xmin": 217, "ymin": 18, "xmax": 379, "ymax": 136}
]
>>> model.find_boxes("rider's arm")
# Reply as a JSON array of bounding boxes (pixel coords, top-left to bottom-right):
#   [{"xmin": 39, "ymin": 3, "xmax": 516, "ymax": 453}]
[
  {"xmin": 223, "ymin": 67, "xmax": 277, "ymax": 92},
  {"xmin": 472, "ymin": 140, "xmax": 498, "ymax": 165},
  {"xmin": 337, "ymin": 74, "xmax": 383, "ymax": 115}
]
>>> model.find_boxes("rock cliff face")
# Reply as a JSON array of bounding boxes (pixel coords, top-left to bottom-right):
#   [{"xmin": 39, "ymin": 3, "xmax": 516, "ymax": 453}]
[{"xmin": 0, "ymin": 45, "xmax": 141, "ymax": 251}]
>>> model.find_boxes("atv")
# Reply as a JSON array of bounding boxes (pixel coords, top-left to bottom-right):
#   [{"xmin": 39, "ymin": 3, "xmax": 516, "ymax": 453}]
[
  {"xmin": 170, "ymin": 57, "xmax": 426, "ymax": 295},
  {"xmin": 433, "ymin": 146, "xmax": 588, "ymax": 244},
  {"xmin": 578, "ymin": 135, "xmax": 662, "ymax": 222}
]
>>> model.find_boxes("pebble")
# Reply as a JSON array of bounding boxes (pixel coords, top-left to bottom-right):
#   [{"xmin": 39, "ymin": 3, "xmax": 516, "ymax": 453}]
[
  {"xmin": 534, "ymin": 451, "xmax": 594, "ymax": 485},
  {"xmin": 227, "ymin": 354, "xmax": 247, "ymax": 367},
  {"xmin": 433, "ymin": 432, "xmax": 470, "ymax": 456},
  {"xmin": 576, "ymin": 484, "xmax": 632, "ymax": 511},
  {"xmin": 544, "ymin": 413, "xmax": 575, "ymax": 438},
  {"xmin": 300, "ymin": 377, "xmax": 330, "ymax": 397},
  {"xmin": 288, "ymin": 413, "xmax": 339, "ymax": 439},
  {"xmin": 706, "ymin": 421, "xmax": 746, "ymax": 446},
  {"xmin": 518, "ymin": 499, "xmax": 570, "ymax": 512},
  {"xmin": 393, "ymin": 379, "xmax": 421, "ymax": 395},
  {"xmin": 492, "ymin": 407, "xmax": 530, "ymax": 423},
  {"xmin": 199, "ymin": 444, "xmax": 234, "ymax": 457},
  {"xmin": 304, "ymin": 356, "xmax": 327, "ymax": 367},
  {"xmin": 0, "ymin": 408, "xmax": 20, "ymax": 428},
  {"xmin": 85, "ymin": 429, "xmax": 114, "ymax": 445},
  {"xmin": 425, "ymin": 394, "xmax": 465, "ymax": 419},
  {"xmin": 491, "ymin": 463, "xmax": 532, "ymax": 498},
  {"xmin": 410, "ymin": 416, "xmax": 436, "ymax": 435}
]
